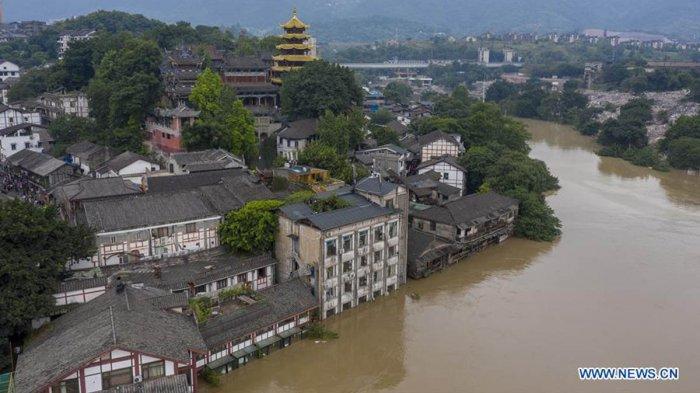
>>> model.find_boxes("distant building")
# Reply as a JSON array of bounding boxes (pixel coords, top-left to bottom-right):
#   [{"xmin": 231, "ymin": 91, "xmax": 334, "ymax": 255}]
[
  {"xmin": 4, "ymin": 149, "xmax": 74, "ymax": 196},
  {"xmin": 402, "ymin": 170, "xmax": 462, "ymax": 205},
  {"xmin": 276, "ymin": 179, "xmax": 409, "ymax": 319},
  {"xmin": 167, "ymin": 149, "xmax": 245, "ymax": 174},
  {"xmin": 0, "ymin": 104, "xmax": 41, "ymax": 128},
  {"xmin": 418, "ymin": 130, "xmax": 463, "ymax": 162},
  {"xmin": 219, "ymin": 54, "xmax": 278, "ymax": 107},
  {"xmin": 276, "ymin": 118, "xmax": 319, "ymax": 161},
  {"xmin": 37, "ymin": 91, "xmax": 89, "ymax": 118},
  {"xmin": 0, "ymin": 59, "xmax": 20, "ymax": 81},
  {"xmin": 65, "ymin": 141, "xmax": 115, "ymax": 175},
  {"xmin": 161, "ymin": 46, "xmax": 203, "ymax": 104},
  {"xmin": 50, "ymin": 176, "xmax": 142, "ymax": 224},
  {"xmin": 0, "ymin": 123, "xmax": 47, "ymax": 158},
  {"xmin": 504, "ymin": 49, "xmax": 515, "ymax": 63},
  {"xmin": 57, "ymin": 30, "xmax": 96, "ymax": 59},
  {"xmin": 271, "ymin": 9, "xmax": 316, "ymax": 84},
  {"xmin": 416, "ymin": 155, "xmax": 467, "ymax": 195},
  {"xmin": 95, "ymin": 151, "xmax": 161, "ymax": 183},
  {"xmin": 146, "ymin": 104, "xmax": 199, "ymax": 154},
  {"xmin": 478, "ymin": 47, "xmax": 490, "ymax": 64},
  {"xmin": 355, "ymin": 144, "xmax": 412, "ymax": 176}
]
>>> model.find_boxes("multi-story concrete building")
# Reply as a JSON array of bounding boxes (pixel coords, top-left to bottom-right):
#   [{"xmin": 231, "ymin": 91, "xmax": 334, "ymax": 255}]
[
  {"xmin": 57, "ymin": 30, "xmax": 96, "ymax": 59},
  {"xmin": 0, "ymin": 104, "xmax": 41, "ymax": 128},
  {"xmin": 147, "ymin": 104, "xmax": 200, "ymax": 154},
  {"xmin": 276, "ymin": 177, "xmax": 408, "ymax": 319}
]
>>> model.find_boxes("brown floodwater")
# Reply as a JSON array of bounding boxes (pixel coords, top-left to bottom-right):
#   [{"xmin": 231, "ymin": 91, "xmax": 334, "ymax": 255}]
[{"xmin": 203, "ymin": 119, "xmax": 700, "ymax": 393}]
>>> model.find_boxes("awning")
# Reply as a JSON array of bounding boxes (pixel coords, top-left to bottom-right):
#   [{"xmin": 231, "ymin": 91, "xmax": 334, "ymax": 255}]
[
  {"xmin": 255, "ymin": 335, "xmax": 282, "ymax": 349},
  {"xmin": 207, "ymin": 355, "xmax": 234, "ymax": 369},
  {"xmin": 232, "ymin": 345, "xmax": 257, "ymax": 359},
  {"xmin": 278, "ymin": 327, "xmax": 301, "ymax": 339}
]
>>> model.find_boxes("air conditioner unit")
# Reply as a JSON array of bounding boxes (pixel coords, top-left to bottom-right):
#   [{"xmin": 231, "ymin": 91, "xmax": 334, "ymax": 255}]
[{"xmin": 134, "ymin": 375, "xmax": 143, "ymax": 383}]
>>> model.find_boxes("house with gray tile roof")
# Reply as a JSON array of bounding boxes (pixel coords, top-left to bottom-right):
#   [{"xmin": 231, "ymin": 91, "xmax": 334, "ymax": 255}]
[
  {"xmin": 408, "ymin": 192, "xmax": 519, "ymax": 278},
  {"xmin": 5, "ymin": 148, "xmax": 75, "ymax": 191},
  {"xmin": 95, "ymin": 152, "xmax": 160, "ymax": 183},
  {"xmin": 276, "ymin": 118, "xmax": 319, "ymax": 161},
  {"xmin": 14, "ymin": 285, "xmax": 206, "ymax": 393},
  {"xmin": 50, "ymin": 176, "xmax": 142, "ymax": 223},
  {"xmin": 168, "ymin": 149, "xmax": 245, "ymax": 174},
  {"xmin": 416, "ymin": 155, "xmax": 467, "ymax": 195}
]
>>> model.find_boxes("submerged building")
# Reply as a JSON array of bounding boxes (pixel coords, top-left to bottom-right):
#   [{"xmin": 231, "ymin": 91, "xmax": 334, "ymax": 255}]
[{"xmin": 271, "ymin": 9, "xmax": 316, "ymax": 84}]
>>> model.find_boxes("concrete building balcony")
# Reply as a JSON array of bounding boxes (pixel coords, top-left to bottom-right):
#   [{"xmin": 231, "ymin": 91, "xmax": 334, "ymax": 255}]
[
  {"xmin": 357, "ymin": 245, "xmax": 370, "ymax": 255},
  {"xmin": 387, "ymin": 236, "xmax": 399, "ymax": 247},
  {"xmin": 373, "ymin": 281, "xmax": 384, "ymax": 292},
  {"xmin": 357, "ymin": 266, "xmax": 370, "ymax": 276},
  {"xmin": 324, "ymin": 255, "xmax": 338, "ymax": 266},
  {"xmin": 372, "ymin": 261, "xmax": 383, "ymax": 271},
  {"xmin": 341, "ymin": 250, "xmax": 355, "ymax": 262},
  {"xmin": 387, "ymin": 255, "xmax": 399, "ymax": 266},
  {"xmin": 373, "ymin": 241, "xmax": 385, "ymax": 252},
  {"xmin": 357, "ymin": 286, "xmax": 369, "ymax": 298},
  {"xmin": 386, "ymin": 276, "xmax": 398, "ymax": 287},
  {"xmin": 341, "ymin": 292, "xmax": 353, "ymax": 304},
  {"xmin": 324, "ymin": 298, "xmax": 338, "ymax": 311},
  {"xmin": 324, "ymin": 278, "xmax": 337, "ymax": 289}
]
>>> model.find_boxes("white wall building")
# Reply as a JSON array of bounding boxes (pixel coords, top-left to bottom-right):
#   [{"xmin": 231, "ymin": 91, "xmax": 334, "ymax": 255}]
[
  {"xmin": 0, "ymin": 123, "xmax": 45, "ymax": 158},
  {"xmin": 416, "ymin": 155, "xmax": 468, "ymax": 195},
  {"xmin": 0, "ymin": 105, "xmax": 42, "ymax": 129},
  {"xmin": 95, "ymin": 151, "xmax": 161, "ymax": 184},
  {"xmin": 0, "ymin": 60, "xmax": 20, "ymax": 81},
  {"xmin": 418, "ymin": 130, "xmax": 463, "ymax": 162}
]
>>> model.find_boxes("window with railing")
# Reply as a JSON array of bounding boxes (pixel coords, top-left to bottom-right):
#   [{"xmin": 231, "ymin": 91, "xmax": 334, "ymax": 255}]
[
  {"xmin": 374, "ymin": 225, "xmax": 384, "ymax": 241},
  {"xmin": 325, "ymin": 239, "xmax": 337, "ymax": 257}
]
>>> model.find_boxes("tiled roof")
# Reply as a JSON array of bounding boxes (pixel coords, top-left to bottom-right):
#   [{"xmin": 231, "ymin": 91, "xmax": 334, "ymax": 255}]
[
  {"xmin": 417, "ymin": 130, "xmax": 460, "ymax": 147},
  {"xmin": 410, "ymin": 192, "xmax": 519, "ymax": 226},
  {"xmin": 416, "ymin": 155, "xmax": 467, "ymax": 173},
  {"xmin": 198, "ymin": 279, "xmax": 316, "ymax": 348},
  {"xmin": 14, "ymin": 286, "xmax": 206, "ymax": 393},
  {"xmin": 6, "ymin": 149, "xmax": 69, "ymax": 177},
  {"xmin": 354, "ymin": 176, "xmax": 400, "ymax": 196},
  {"xmin": 96, "ymin": 151, "xmax": 153, "ymax": 174},
  {"xmin": 145, "ymin": 169, "xmax": 245, "ymax": 193},
  {"xmin": 277, "ymin": 118, "xmax": 318, "ymax": 140},
  {"xmin": 171, "ymin": 149, "xmax": 245, "ymax": 172},
  {"xmin": 50, "ymin": 177, "xmax": 141, "ymax": 202}
]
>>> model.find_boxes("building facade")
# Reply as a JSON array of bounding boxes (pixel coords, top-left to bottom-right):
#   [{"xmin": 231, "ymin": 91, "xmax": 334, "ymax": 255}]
[
  {"xmin": 0, "ymin": 60, "xmax": 20, "ymax": 81},
  {"xmin": 146, "ymin": 104, "xmax": 199, "ymax": 154},
  {"xmin": 418, "ymin": 131, "xmax": 463, "ymax": 162},
  {"xmin": 416, "ymin": 155, "xmax": 467, "ymax": 195},
  {"xmin": 270, "ymin": 9, "xmax": 316, "ymax": 84}
]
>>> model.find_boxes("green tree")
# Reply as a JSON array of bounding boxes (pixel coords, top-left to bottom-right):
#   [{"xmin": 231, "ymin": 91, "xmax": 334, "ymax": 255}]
[
  {"xmin": 189, "ymin": 68, "xmax": 224, "ymax": 115},
  {"xmin": 218, "ymin": 200, "xmax": 284, "ymax": 253},
  {"xmin": 486, "ymin": 80, "xmax": 517, "ymax": 102},
  {"xmin": 48, "ymin": 116, "xmax": 100, "ymax": 156},
  {"xmin": 369, "ymin": 108, "xmax": 394, "ymax": 125},
  {"xmin": 485, "ymin": 150, "xmax": 559, "ymax": 195},
  {"xmin": 317, "ymin": 109, "xmax": 366, "ymax": 154},
  {"xmin": 370, "ymin": 124, "xmax": 400, "ymax": 146},
  {"xmin": 383, "ymin": 81, "xmax": 413, "ymax": 104},
  {"xmin": 0, "ymin": 201, "xmax": 95, "ymax": 361},
  {"xmin": 505, "ymin": 188, "xmax": 562, "ymax": 241},
  {"xmin": 462, "ymin": 102, "xmax": 530, "ymax": 152},
  {"xmin": 666, "ymin": 137, "xmax": 700, "ymax": 169},
  {"xmin": 298, "ymin": 141, "xmax": 368, "ymax": 183},
  {"xmin": 280, "ymin": 60, "xmax": 363, "ymax": 120}
]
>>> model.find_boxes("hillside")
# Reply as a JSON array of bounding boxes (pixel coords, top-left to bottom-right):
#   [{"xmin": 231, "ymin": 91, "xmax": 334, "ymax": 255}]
[{"xmin": 6, "ymin": 0, "xmax": 700, "ymax": 41}]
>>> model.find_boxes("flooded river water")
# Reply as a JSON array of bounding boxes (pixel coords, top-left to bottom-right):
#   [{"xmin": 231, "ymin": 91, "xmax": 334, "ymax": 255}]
[{"xmin": 204, "ymin": 119, "xmax": 700, "ymax": 393}]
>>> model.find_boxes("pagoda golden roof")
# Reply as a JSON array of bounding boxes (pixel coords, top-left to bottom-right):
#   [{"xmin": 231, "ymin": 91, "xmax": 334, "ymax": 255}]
[
  {"xmin": 276, "ymin": 43, "xmax": 313, "ymax": 51},
  {"xmin": 281, "ymin": 9, "xmax": 309, "ymax": 30},
  {"xmin": 281, "ymin": 33, "xmax": 310, "ymax": 40},
  {"xmin": 273, "ymin": 54, "xmax": 316, "ymax": 62},
  {"xmin": 271, "ymin": 66, "xmax": 298, "ymax": 73}
]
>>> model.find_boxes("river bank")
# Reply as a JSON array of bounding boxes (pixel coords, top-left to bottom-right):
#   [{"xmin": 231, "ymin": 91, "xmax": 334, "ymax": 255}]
[{"xmin": 202, "ymin": 119, "xmax": 700, "ymax": 393}]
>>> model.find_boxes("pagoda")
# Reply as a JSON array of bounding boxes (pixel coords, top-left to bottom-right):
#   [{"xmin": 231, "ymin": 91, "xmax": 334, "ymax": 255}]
[{"xmin": 271, "ymin": 8, "xmax": 316, "ymax": 84}]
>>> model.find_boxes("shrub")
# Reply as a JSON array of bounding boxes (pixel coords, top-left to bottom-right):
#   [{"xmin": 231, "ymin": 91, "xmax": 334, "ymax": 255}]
[{"xmin": 305, "ymin": 323, "xmax": 339, "ymax": 340}]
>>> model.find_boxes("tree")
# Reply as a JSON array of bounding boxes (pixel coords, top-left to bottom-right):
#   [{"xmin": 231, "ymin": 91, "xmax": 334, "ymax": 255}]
[
  {"xmin": 486, "ymin": 80, "xmax": 517, "ymax": 102},
  {"xmin": 280, "ymin": 60, "xmax": 363, "ymax": 120},
  {"xmin": 369, "ymin": 108, "xmax": 394, "ymax": 125},
  {"xmin": 87, "ymin": 37, "xmax": 162, "ymax": 151},
  {"xmin": 186, "ymin": 68, "xmax": 257, "ymax": 161},
  {"xmin": 370, "ymin": 124, "xmax": 400, "ymax": 146},
  {"xmin": 460, "ymin": 145, "xmax": 499, "ymax": 193},
  {"xmin": 7, "ymin": 68, "xmax": 53, "ymax": 102},
  {"xmin": 462, "ymin": 102, "xmax": 530, "ymax": 152},
  {"xmin": 218, "ymin": 200, "xmax": 284, "ymax": 253},
  {"xmin": 505, "ymin": 188, "xmax": 561, "ymax": 241},
  {"xmin": 485, "ymin": 150, "xmax": 559, "ymax": 195},
  {"xmin": 666, "ymin": 137, "xmax": 700, "ymax": 170},
  {"xmin": 660, "ymin": 115, "xmax": 700, "ymax": 150},
  {"xmin": 0, "ymin": 200, "xmax": 95, "ymax": 361},
  {"xmin": 48, "ymin": 116, "xmax": 100, "ymax": 156},
  {"xmin": 317, "ymin": 109, "xmax": 366, "ymax": 154},
  {"xmin": 298, "ymin": 141, "xmax": 369, "ymax": 183},
  {"xmin": 383, "ymin": 81, "xmax": 413, "ymax": 105},
  {"xmin": 597, "ymin": 119, "xmax": 648, "ymax": 149}
]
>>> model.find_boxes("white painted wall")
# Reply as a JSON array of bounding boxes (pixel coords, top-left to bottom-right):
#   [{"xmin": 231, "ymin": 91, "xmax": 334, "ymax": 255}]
[{"xmin": 417, "ymin": 161, "xmax": 465, "ymax": 194}]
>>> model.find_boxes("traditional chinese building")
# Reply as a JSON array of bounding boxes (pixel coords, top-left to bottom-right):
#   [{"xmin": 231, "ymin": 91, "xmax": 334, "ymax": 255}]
[{"xmin": 271, "ymin": 9, "xmax": 316, "ymax": 85}]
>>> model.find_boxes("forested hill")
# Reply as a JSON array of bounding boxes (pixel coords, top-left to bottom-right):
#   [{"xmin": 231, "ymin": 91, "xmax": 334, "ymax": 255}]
[{"xmin": 7, "ymin": 0, "xmax": 700, "ymax": 41}]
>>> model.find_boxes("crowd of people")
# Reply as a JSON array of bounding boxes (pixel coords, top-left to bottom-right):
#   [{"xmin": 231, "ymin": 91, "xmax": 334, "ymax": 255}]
[{"xmin": 0, "ymin": 164, "xmax": 47, "ymax": 205}]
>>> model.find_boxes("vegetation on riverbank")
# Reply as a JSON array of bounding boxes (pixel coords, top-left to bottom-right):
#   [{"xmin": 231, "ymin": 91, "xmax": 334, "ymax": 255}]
[{"xmin": 305, "ymin": 323, "xmax": 339, "ymax": 340}]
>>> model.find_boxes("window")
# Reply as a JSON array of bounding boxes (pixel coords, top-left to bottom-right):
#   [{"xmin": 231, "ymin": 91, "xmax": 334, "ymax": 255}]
[
  {"xmin": 374, "ymin": 250, "xmax": 382, "ymax": 262},
  {"xmin": 417, "ymin": 221, "xmax": 424, "ymax": 230},
  {"xmin": 360, "ymin": 256, "xmax": 368, "ymax": 267},
  {"xmin": 374, "ymin": 226, "xmax": 384, "ymax": 241},
  {"xmin": 343, "ymin": 260, "xmax": 352, "ymax": 273},
  {"xmin": 195, "ymin": 285, "xmax": 206, "ymax": 294},
  {"xmin": 342, "ymin": 234, "xmax": 353, "ymax": 253},
  {"xmin": 386, "ymin": 199, "xmax": 394, "ymax": 209},
  {"xmin": 344, "ymin": 281, "xmax": 352, "ymax": 293},
  {"xmin": 10, "ymin": 143, "xmax": 16, "ymax": 151},
  {"xmin": 325, "ymin": 239, "xmax": 337, "ymax": 257},
  {"xmin": 237, "ymin": 273, "xmax": 247, "ymax": 283},
  {"xmin": 152, "ymin": 227, "xmax": 170, "ymax": 238},
  {"xmin": 101, "ymin": 368, "xmax": 133, "ymax": 389},
  {"xmin": 326, "ymin": 266, "xmax": 335, "ymax": 278},
  {"xmin": 373, "ymin": 270, "xmax": 381, "ymax": 282},
  {"xmin": 430, "ymin": 221, "xmax": 437, "ymax": 231},
  {"xmin": 443, "ymin": 172, "xmax": 449, "ymax": 180},
  {"xmin": 51, "ymin": 379, "xmax": 79, "ymax": 393},
  {"xmin": 325, "ymin": 286, "xmax": 335, "ymax": 298},
  {"xmin": 358, "ymin": 230, "xmax": 368, "ymax": 247},
  {"xmin": 389, "ymin": 246, "xmax": 397, "ymax": 258},
  {"xmin": 389, "ymin": 222, "xmax": 398, "ymax": 238},
  {"xmin": 258, "ymin": 267, "xmax": 267, "ymax": 278},
  {"xmin": 24, "ymin": 142, "xmax": 30, "ymax": 149},
  {"xmin": 217, "ymin": 279, "xmax": 228, "ymax": 290},
  {"xmin": 359, "ymin": 276, "xmax": 367, "ymax": 287},
  {"xmin": 387, "ymin": 265, "xmax": 396, "ymax": 277},
  {"xmin": 185, "ymin": 223, "xmax": 197, "ymax": 234},
  {"xmin": 142, "ymin": 360, "xmax": 165, "ymax": 380}
]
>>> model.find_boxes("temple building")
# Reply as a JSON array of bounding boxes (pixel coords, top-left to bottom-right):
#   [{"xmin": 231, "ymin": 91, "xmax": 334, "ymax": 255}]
[{"xmin": 271, "ymin": 9, "xmax": 316, "ymax": 84}]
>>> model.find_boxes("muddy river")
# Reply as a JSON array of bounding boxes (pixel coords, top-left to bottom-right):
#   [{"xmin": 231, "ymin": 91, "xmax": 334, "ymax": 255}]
[{"xmin": 204, "ymin": 119, "xmax": 700, "ymax": 393}]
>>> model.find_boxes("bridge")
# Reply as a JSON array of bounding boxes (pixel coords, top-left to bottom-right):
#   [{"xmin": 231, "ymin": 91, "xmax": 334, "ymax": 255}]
[{"xmin": 337, "ymin": 60, "xmax": 522, "ymax": 69}]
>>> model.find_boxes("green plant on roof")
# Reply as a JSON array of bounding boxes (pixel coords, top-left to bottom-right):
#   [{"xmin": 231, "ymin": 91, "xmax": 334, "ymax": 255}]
[
  {"xmin": 189, "ymin": 297, "xmax": 212, "ymax": 324},
  {"xmin": 308, "ymin": 195, "xmax": 350, "ymax": 213}
]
